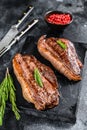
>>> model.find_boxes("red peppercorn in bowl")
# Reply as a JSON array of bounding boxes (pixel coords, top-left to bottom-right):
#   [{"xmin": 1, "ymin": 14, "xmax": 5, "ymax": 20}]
[{"xmin": 44, "ymin": 11, "xmax": 73, "ymax": 30}]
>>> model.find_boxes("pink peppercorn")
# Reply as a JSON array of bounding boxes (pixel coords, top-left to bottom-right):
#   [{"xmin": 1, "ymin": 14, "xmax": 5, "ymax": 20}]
[{"xmin": 47, "ymin": 13, "xmax": 71, "ymax": 25}]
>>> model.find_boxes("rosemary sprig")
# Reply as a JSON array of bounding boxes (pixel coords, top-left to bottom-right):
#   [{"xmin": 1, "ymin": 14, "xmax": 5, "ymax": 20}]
[
  {"xmin": 56, "ymin": 40, "xmax": 67, "ymax": 50},
  {"xmin": 0, "ymin": 68, "xmax": 20, "ymax": 126},
  {"xmin": 34, "ymin": 68, "xmax": 43, "ymax": 88},
  {"xmin": 7, "ymin": 68, "xmax": 20, "ymax": 120}
]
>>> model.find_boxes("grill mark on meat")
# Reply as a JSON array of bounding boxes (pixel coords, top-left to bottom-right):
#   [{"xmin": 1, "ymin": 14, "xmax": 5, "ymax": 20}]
[
  {"xmin": 14, "ymin": 54, "xmax": 39, "ymax": 100},
  {"xmin": 46, "ymin": 38, "xmax": 72, "ymax": 70},
  {"xmin": 23, "ymin": 55, "xmax": 58, "ymax": 88},
  {"xmin": 40, "ymin": 37, "xmax": 78, "ymax": 76},
  {"xmin": 39, "ymin": 43, "xmax": 79, "ymax": 79},
  {"xmin": 23, "ymin": 55, "xmax": 59, "ymax": 107},
  {"xmin": 14, "ymin": 54, "xmax": 48, "ymax": 109},
  {"xmin": 30, "ymin": 56, "xmax": 58, "ymax": 88},
  {"xmin": 59, "ymin": 38, "xmax": 82, "ymax": 74},
  {"xmin": 13, "ymin": 56, "xmax": 35, "ymax": 104},
  {"xmin": 20, "ymin": 58, "xmax": 48, "ymax": 108},
  {"xmin": 13, "ymin": 53, "xmax": 59, "ymax": 110},
  {"xmin": 46, "ymin": 38, "xmax": 72, "ymax": 67},
  {"xmin": 45, "ymin": 37, "xmax": 81, "ymax": 75},
  {"xmin": 15, "ymin": 54, "xmax": 49, "ymax": 109},
  {"xmin": 23, "ymin": 56, "xmax": 49, "ymax": 106},
  {"xmin": 37, "ymin": 35, "xmax": 82, "ymax": 81}
]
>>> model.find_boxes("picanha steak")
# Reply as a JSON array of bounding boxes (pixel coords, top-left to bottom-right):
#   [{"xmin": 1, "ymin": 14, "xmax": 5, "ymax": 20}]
[
  {"xmin": 12, "ymin": 53, "xmax": 59, "ymax": 110},
  {"xmin": 37, "ymin": 35, "xmax": 83, "ymax": 81}
]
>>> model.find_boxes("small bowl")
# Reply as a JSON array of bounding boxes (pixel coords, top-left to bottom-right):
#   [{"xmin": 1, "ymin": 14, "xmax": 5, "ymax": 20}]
[{"xmin": 44, "ymin": 11, "xmax": 73, "ymax": 31}]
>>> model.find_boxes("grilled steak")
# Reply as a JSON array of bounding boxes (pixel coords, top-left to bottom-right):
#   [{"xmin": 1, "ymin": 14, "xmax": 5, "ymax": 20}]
[
  {"xmin": 37, "ymin": 35, "xmax": 83, "ymax": 81},
  {"xmin": 12, "ymin": 53, "xmax": 59, "ymax": 110}
]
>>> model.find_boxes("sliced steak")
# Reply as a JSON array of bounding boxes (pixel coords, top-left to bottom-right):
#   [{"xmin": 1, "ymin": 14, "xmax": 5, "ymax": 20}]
[
  {"xmin": 12, "ymin": 53, "xmax": 59, "ymax": 110},
  {"xmin": 37, "ymin": 35, "xmax": 83, "ymax": 81}
]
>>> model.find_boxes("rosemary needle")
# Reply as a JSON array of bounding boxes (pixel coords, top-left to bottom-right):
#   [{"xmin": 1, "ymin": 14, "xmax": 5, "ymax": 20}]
[
  {"xmin": 34, "ymin": 68, "xmax": 43, "ymax": 88},
  {"xmin": 56, "ymin": 40, "xmax": 67, "ymax": 50}
]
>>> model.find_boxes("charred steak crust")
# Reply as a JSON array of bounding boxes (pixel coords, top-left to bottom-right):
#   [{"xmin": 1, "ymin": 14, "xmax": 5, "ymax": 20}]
[
  {"xmin": 12, "ymin": 53, "xmax": 59, "ymax": 110},
  {"xmin": 37, "ymin": 35, "xmax": 83, "ymax": 81}
]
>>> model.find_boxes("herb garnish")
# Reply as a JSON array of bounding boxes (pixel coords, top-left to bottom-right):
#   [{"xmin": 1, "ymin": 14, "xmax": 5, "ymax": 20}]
[
  {"xmin": 56, "ymin": 40, "xmax": 67, "ymax": 50},
  {"xmin": 0, "ymin": 68, "xmax": 20, "ymax": 126},
  {"xmin": 34, "ymin": 68, "xmax": 43, "ymax": 88}
]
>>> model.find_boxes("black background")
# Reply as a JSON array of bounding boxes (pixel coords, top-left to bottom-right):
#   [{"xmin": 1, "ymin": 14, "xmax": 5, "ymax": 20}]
[{"xmin": 0, "ymin": 0, "xmax": 87, "ymax": 130}]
